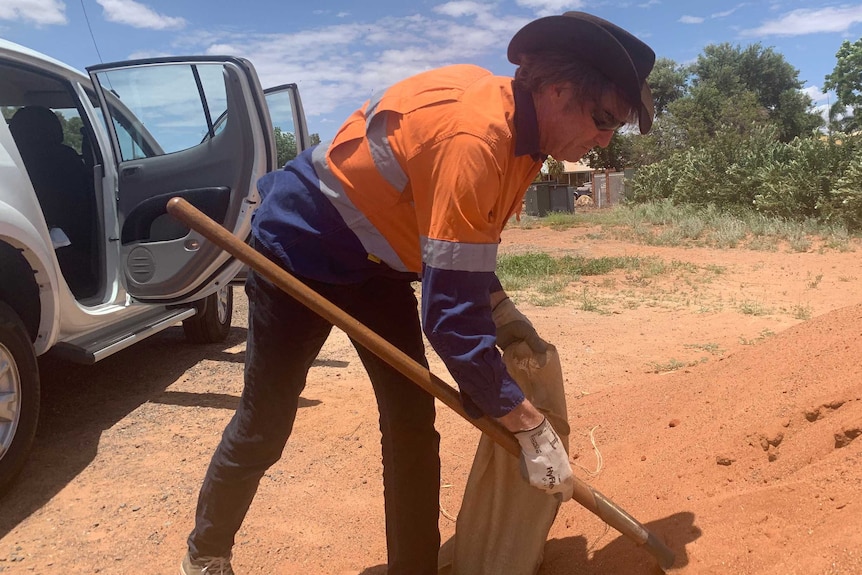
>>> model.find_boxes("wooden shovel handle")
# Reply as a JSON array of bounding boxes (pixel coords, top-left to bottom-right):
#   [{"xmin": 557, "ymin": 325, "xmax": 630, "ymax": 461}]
[{"xmin": 167, "ymin": 197, "xmax": 675, "ymax": 570}]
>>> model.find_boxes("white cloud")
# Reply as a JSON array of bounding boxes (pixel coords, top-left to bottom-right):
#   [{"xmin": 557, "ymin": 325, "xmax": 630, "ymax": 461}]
[
  {"xmin": 0, "ymin": 0, "xmax": 66, "ymax": 25},
  {"xmin": 638, "ymin": 0, "xmax": 661, "ymax": 7},
  {"xmin": 742, "ymin": 5, "xmax": 862, "ymax": 36},
  {"xmin": 435, "ymin": 1, "xmax": 492, "ymax": 18},
  {"xmin": 711, "ymin": 4, "xmax": 745, "ymax": 19},
  {"xmin": 96, "ymin": 0, "xmax": 185, "ymax": 30},
  {"xmin": 164, "ymin": 10, "xmax": 531, "ymax": 129},
  {"xmin": 679, "ymin": 15, "xmax": 705, "ymax": 24},
  {"xmin": 515, "ymin": 0, "xmax": 586, "ymax": 17},
  {"xmin": 803, "ymin": 85, "xmax": 828, "ymax": 105}
]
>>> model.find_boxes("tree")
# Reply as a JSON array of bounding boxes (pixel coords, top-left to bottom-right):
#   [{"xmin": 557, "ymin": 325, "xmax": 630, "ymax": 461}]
[
  {"xmin": 544, "ymin": 156, "xmax": 565, "ymax": 181},
  {"xmin": 59, "ymin": 115, "xmax": 84, "ymax": 153},
  {"xmin": 585, "ymin": 133, "xmax": 634, "ymax": 170},
  {"xmin": 824, "ymin": 38, "xmax": 862, "ymax": 132},
  {"xmin": 647, "ymin": 57, "xmax": 689, "ymax": 116},
  {"xmin": 274, "ymin": 127, "xmax": 297, "ymax": 167},
  {"xmin": 689, "ymin": 43, "xmax": 821, "ymax": 141},
  {"xmin": 274, "ymin": 129, "xmax": 324, "ymax": 167}
]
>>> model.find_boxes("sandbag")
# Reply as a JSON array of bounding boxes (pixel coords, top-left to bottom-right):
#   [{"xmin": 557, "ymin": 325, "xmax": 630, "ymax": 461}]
[{"xmin": 439, "ymin": 341, "xmax": 570, "ymax": 575}]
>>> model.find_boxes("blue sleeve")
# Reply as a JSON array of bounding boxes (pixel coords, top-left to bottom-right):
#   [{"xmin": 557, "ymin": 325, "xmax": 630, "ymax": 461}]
[{"xmin": 421, "ymin": 264, "xmax": 525, "ymax": 418}]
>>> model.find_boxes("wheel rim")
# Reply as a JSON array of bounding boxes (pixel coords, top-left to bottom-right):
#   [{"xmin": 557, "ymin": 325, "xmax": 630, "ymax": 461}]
[
  {"xmin": 0, "ymin": 342, "xmax": 22, "ymax": 460},
  {"xmin": 216, "ymin": 286, "xmax": 230, "ymax": 325}
]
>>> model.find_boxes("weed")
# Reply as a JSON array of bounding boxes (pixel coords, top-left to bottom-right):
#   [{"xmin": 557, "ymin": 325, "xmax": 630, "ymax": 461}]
[
  {"xmin": 527, "ymin": 201, "xmax": 861, "ymax": 252},
  {"xmin": 579, "ymin": 287, "xmax": 607, "ymax": 314},
  {"xmin": 649, "ymin": 358, "xmax": 687, "ymax": 372},
  {"xmin": 684, "ymin": 342, "xmax": 723, "ymax": 354},
  {"xmin": 791, "ymin": 303, "xmax": 813, "ymax": 320},
  {"xmin": 738, "ymin": 300, "xmax": 770, "ymax": 316},
  {"xmin": 739, "ymin": 329, "xmax": 775, "ymax": 345},
  {"xmin": 648, "ymin": 357, "xmax": 706, "ymax": 373},
  {"xmin": 806, "ymin": 273, "xmax": 823, "ymax": 289}
]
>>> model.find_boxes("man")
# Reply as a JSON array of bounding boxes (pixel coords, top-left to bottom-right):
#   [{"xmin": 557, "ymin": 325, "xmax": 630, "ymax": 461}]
[{"xmin": 181, "ymin": 11, "xmax": 655, "ymax": 575}]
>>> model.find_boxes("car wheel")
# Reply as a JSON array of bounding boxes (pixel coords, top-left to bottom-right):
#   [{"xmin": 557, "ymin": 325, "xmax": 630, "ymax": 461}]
[
  {"xmin": 0, "ymin": 301, "xmax": 40, "ymax": 498},
  {"xmin": 182, "ymin": 285, "xmax": 233, "ymax": 344}
]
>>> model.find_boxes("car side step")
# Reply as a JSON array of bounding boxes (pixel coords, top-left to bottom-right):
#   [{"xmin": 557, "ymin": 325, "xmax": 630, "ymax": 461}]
[{"xmin": 49, "ymin": 307, "xmax": 197, "ymax": 364}]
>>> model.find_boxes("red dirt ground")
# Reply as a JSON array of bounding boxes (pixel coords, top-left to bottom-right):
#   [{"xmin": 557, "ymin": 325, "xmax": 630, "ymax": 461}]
[{"xmin": 1, "ymin": 222, "xmax": 860, "ymax": 574}]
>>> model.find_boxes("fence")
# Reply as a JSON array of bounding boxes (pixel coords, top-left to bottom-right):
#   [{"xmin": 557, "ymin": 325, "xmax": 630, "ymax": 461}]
[{"xmin": 592, "ymin": 172, "xmax": 626, "ymax": 208}]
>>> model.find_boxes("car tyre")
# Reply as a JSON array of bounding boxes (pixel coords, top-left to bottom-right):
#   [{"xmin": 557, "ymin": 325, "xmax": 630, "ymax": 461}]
[
  {"xmin": 0, "ymin": 301, "xmax": 40, "ymax": 498},
  {"xmin": 182, "ymin": 285, "xmax": 233, "ymax": 344}
]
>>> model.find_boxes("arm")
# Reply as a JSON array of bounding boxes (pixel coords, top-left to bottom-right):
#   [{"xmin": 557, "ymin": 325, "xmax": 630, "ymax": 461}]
[
  {"xmin": 490, "ymin": 288, "xmax": 544, "ymax": 431},
  {"xmin": 413, "ymin": 138, "xmax": 573, "ymax": 498}
]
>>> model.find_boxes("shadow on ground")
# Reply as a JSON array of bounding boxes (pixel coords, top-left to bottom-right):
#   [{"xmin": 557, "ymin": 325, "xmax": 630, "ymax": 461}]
[
  {"xmin": 357, "ymin": 512, "xmax": 699, "ymax": 575},
  {"xmin": 538, "ymin": 511, "xmax": 700, "ymax": 574},
  {"xmin": 0, "ymin": 325, "xmax": 256, "ymax": 538}
]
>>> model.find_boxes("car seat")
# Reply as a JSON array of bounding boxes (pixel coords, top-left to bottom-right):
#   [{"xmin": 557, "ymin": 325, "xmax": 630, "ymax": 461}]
[{"xmin": 9, "ymin": 106, "xmax": 98, "ymax": 298}]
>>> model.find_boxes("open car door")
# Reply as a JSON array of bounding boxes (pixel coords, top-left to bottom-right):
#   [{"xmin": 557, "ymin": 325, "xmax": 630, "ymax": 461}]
[
  {"xmin": 87, "ymin": 56, "xmax": 275, "ymax": 302},
  {"xmin": 264, "ymin": 83, "xmax": 310, "ymax": 168},
  {"xmin": 225, "ymin": 81, "xmax": 310, "ymax": 287}
]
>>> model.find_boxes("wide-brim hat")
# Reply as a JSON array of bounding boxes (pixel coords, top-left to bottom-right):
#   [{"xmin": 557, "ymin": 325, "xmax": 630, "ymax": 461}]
[{"xmin": 508, "ymin": 11, "xmax": 656, "ymax": 134}]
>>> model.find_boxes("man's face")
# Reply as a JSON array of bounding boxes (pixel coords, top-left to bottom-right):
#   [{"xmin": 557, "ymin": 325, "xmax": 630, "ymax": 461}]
[{"xmin": 534, "ymin": 83, "xmax": 630, "ymax": 161}]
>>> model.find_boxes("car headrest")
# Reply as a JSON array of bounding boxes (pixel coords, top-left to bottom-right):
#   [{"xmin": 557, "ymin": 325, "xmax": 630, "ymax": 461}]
[{"xmin": 9, "ymin": 105, "xmax": 64, "ymax": 149}]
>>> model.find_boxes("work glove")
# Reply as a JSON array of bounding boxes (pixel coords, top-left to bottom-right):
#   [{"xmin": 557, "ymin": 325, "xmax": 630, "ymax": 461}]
[
  {"xmin": 514, "ymin": 417, "xmax": 574, "ymax": 501},
  {"xmin": 492, "ymin": 298, "xmax": 548, "ymax": 354}
]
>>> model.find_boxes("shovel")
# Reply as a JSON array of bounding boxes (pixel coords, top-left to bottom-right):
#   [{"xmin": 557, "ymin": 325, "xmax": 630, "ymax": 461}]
[{"xmin": 166, "ymin": 197, "xmax": 676, "ymax": 570}]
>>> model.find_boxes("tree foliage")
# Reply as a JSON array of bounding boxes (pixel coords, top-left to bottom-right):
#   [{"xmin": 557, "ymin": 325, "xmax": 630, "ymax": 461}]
[
  {"xmin": 274, "ymin": 129, "xmax": 322, "ymax": 167},
  {"xmin": 824, "ymin": 38, "xmax": 862, "ymax": 133},
  {"xmin": 630, "ymin": 128, "xmax": 862, "ymax": 229},
  {"xmin": 586, "ymin": 133, "xmax": 633, "ymax": 171},
  {"xmin": 274, "ymin": 127, "xmax": 297, "ymax": 167},
  {"xmin": 687, "ymin": 43, "xmax": 821, "ymax": 142},
  {"xmin": 543, "ymin": 156, "xmax": 565, "ymax": 180},
  {"xmin": 608, "ymin": 42, "xmax": 823, "ymax": 170},
  {"xmin": 647, "ymin": 57, "xmax": 689, "ymax": 116}
]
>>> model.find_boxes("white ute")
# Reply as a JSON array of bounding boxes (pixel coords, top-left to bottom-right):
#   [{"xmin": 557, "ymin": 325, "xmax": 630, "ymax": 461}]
[{"xmin": 0, "ymin": 39, "xmax": 309, "ymax": 495}]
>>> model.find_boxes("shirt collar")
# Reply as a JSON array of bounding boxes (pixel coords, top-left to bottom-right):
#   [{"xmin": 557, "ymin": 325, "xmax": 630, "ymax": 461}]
[{"xmin": 513, "ymin": 83, "xmax": 543, "ymax": 161}]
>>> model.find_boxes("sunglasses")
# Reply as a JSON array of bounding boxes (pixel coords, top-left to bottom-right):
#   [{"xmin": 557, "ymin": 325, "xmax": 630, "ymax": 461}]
[{"xmin": 591, "ymin": 109, "xmax": 627, "ymax": 132}]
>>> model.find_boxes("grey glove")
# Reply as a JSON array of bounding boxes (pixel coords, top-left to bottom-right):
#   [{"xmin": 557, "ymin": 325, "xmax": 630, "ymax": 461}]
[
  {"xmin": 492, "ymin": 298, "xmax": 548, "ymax": 354},
  {"xmin": 514, "ymin": 417, "xmax": 574, "ymax": 500}
]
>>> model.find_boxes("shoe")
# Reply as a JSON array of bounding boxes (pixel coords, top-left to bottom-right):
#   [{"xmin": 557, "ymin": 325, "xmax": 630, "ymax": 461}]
[{"xmin": 180, "ymin": 551, "xmax": 235, "ymax": 575}]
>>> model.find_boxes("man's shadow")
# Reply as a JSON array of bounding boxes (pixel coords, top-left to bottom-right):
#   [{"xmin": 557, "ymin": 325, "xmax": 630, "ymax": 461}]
[{"xmin": 357, "ymin": 511, "xmax": 700, "ymax": 575}]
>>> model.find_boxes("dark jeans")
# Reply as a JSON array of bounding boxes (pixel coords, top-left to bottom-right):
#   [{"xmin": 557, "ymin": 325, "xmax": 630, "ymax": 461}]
[{"xmin": 187, "ymin": 268, "xmax": 441, "ymax": 574}]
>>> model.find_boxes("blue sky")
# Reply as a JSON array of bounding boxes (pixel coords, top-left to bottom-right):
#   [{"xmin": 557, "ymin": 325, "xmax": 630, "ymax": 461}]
[{"xmin": 3, "ymin": 0, "xmax": 861, "ymax": 140}]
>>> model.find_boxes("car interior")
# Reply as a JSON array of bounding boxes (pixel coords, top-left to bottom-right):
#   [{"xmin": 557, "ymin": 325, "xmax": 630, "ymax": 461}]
[{"xmin": 1, "ymin": 61, "xmax": 102, "ymax": 300}]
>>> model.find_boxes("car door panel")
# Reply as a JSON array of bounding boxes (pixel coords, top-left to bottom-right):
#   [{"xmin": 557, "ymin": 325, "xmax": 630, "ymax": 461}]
[{"xmin": 87, "ymin": 57, "xmax": 273, "ymax": 302}]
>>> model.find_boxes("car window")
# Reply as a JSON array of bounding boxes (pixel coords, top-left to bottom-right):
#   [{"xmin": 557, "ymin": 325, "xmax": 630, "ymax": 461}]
[
  {"xmin": 264, "ymin": 87, "xmax": 301, "ymax": 167},
  {"xmin": 2, "ymin": 105, "xmax": 85, "ymax": 154},
  {"xmin": 0, "ymin": 62, "xmax": 91, "ymax": 155},
  {"xmin": 92, "ymin": 63, "xmax": 229, "ymax": 162}
]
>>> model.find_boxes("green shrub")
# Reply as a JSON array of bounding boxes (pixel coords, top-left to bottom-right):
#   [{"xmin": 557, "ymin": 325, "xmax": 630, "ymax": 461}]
[{"xmin": 629, "ymin": 129, "xmax": 862, "ymax": 231}]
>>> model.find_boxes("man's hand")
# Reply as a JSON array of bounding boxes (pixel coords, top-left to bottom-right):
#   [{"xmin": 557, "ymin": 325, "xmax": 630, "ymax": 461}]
[
  {"xmin": 514, "ymin": 417, "xmax": 574, "ymax": 501},
  {"xmin": 492, "ymin": 297, "xmax": 548, "ymax": 353}
]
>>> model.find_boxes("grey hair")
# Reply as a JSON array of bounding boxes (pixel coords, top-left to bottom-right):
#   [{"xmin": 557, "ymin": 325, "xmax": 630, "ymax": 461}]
[{"xmin": 513, "ymin": 51, "xmax": 637, "ymax": 121}]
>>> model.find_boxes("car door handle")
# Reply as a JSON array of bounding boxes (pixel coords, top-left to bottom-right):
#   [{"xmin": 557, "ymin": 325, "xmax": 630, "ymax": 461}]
[{"xmin": 121, "ymin": 165, "xmax": 142, "ymax": 177}]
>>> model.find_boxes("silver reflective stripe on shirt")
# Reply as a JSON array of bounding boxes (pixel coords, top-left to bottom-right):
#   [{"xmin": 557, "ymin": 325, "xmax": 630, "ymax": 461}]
[
  {"xmin": 421, "ymin": 236, "xmax": 498, "ymax": 273},
  {"xmin": 365, "ymin": 90, "xmax": 409, "ymax": 193},
  {"xmin": 311, "ymin": 143, "xmax": 409, "ymax": 272}
]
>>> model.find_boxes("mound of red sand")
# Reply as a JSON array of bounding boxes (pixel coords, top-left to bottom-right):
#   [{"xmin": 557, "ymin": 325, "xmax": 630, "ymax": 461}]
[{"xmin": 542, "ymin": 304, "xmax": 862, "ymax": 574}]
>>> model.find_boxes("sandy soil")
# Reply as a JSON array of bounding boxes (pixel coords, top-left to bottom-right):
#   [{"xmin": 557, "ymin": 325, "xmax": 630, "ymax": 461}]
[{"xmin": 1, "ymin": 221, "xmax": 861, "ymax": 574}]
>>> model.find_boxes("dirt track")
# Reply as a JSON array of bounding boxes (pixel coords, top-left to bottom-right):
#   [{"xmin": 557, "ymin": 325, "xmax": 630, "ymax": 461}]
[{"xmin": 1, "ymin": 224, "xmax": 861, "ymax": 574}]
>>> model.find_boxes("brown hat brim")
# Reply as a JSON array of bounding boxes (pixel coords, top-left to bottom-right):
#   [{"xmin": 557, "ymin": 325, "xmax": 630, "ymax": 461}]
[{"xmin": 508, "ymin": 12, "xmax": 656, "ymax": 134}]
